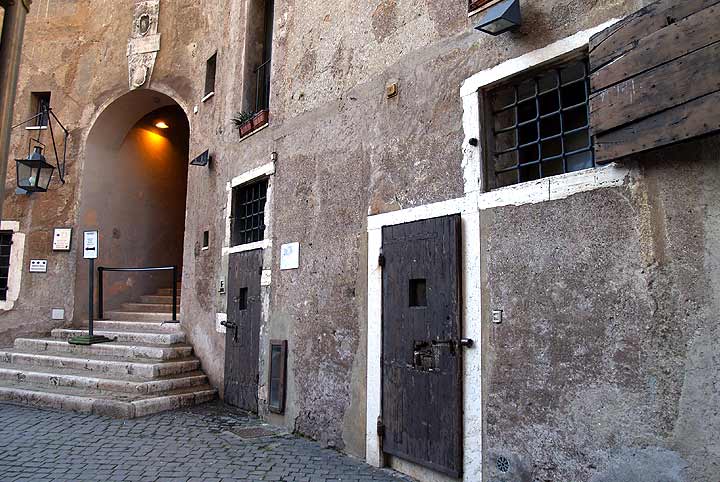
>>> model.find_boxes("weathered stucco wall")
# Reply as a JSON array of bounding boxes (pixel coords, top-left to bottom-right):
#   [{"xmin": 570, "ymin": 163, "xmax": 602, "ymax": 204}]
[
  {"xmin": 482, "ymin": 137, "xmax": 720, "ymax": 482},
  {"xmin": 3, "ymin": 0, "xmax": 697, "ymax": 470}
]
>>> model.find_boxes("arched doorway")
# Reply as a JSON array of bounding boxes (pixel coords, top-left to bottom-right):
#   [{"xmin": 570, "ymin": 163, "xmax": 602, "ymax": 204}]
[{"xmin": 74, "ymin": 89, "xmax": 190, "ymax": 320}]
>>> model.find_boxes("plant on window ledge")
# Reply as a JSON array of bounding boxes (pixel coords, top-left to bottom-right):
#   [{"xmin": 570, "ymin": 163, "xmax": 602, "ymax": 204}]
[{"xmin": 231, "ymin": 111, "xmax": 255, "ymax": 137}]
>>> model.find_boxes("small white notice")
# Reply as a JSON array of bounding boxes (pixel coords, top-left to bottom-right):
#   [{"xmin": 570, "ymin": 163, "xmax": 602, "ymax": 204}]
[
  {"xmin": 280, "ymin": 242, "xmax": 300, "ymax": 270},
  {"xmin": 53, "ymin": 228, "xmax": 72, "ymax": 251},
  {"xmin": 29, "ymin": 260, "xmax": 48, "ymax": 273},
  {"xmin": 83, "ymin": 231, "xmax": 99, "ymax": 259}
]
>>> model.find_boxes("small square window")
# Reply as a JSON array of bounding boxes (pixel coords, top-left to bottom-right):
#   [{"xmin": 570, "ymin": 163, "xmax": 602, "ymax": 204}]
[
  {"xmin": 31, "ymin": 92, "xmax": 51, "ymax": 127},
  {"xmin": 484, "ymin": 57, "xmax": 594, "ymax": 190},
  {"xmin": 409, "ymin": 279, "xmax": 427, "ymax": 307},
  {"xmin": 204, "ymin": 53, "xmax": 217, "ymax": 97},
  {"xmin": 231, "ymin": 178, "xmax": 268, "ymax": 247},
  {"xmin": 202, "ymin": 230, "xmax": 209, "ymax": 249}
]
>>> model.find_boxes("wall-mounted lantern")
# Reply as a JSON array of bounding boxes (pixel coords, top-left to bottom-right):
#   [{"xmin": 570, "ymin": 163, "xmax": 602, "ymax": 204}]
[
  {"xmin": 190, "ymin": 149, "xmax": 211, "ymax": 167},
  {"xmin": 11, "ymin": 104, "xmax": 68, "ymax": 194},
  {"xmin": 474, "ymin": 0, "xmax": 522, "ymax": 36},
  {"xmin": 16, "ymin": 146, "xmax": 55, "ymax": 193}
]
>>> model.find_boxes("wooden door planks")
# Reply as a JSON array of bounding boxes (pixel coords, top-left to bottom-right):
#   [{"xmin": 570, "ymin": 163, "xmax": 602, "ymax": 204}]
[
  {"xmin": 589, "ymin": 0, "xmax": 720, "ymax": 162},
  {"xmin": 591, "ymin": 41, "xmax": 720, "ymax": 135},
  {"xmin": 589, "ymin": 0, "xmax": 720, "ymax": 70},
  {"xmin": 595, "ymin": 91, "xmax": 720, "ymax": 163},
  {"xmin": 591, "ymin": 4, "xmax": 720, "ymax": 92}
]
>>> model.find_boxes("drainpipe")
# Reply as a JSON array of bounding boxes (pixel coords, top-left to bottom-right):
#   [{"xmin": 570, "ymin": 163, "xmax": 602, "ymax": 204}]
[{"xmin": 0, "ymin": 0, "xmax": 32, "ymax": 215}]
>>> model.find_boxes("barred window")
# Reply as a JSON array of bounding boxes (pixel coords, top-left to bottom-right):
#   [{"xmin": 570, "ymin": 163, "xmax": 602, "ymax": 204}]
[
  {"xmin": 230, "ymin": 179, "xmax": 268, "ymax": 246},
  {"xmin": 485, "ymin": 57, "xmax": 595, "ymax": 190},
  {"xmin": 0, "ymin": 231, "xmax": 13, "ymax": 301}
]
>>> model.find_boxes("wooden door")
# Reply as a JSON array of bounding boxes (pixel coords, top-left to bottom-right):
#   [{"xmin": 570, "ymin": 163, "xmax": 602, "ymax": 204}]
[
  {"xmin": 224, "ymin": 249, "xmax": 263, "ymax": 412},
  {"xmin": 382, "ymin": 215, "xmax": 463, "ymax": 477}
]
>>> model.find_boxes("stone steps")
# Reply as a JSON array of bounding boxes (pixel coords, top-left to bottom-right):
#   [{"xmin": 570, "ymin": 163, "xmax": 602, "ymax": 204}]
[
  {"xmin": 140, "ymin": 295, "xmax": 181, "ymax": 304},
  {"xmin": 51, "ymin": 328, "xmax": 185, "ymax": 345},
  {"xmin": 157, "ymin": 288, "xmax": 182, "ymax": 296},
  {"xmin": 0, "ymin": 364, "xmax": 207, "ymax": 394},
  {"xmin": 93, "ymin": 320, "xmax": 183, "ymax": 333},
  {"xmin": 122, "ymin": 302, "xmax": 176, "ymax": 313},
  {"xmin": 0, "ymin": 381, "xmax": 216, "ymax": 418},
  {"xmin": 0, "ymin": 349, "xmax": 201, "ymax": 378},
  {"xmin": 0, "ymin": 283, "xmax": 216, "ymax": 418},
  {"xmin": 14, "ymin": 338, "xmax": 193, "ymax": 360},
  {"xmin": 93, "ymin": 320, "xmax": 184, "ymax": 333},
  {"xmin": 103, "ymin": 311, "xmax": 175, "ymax": 322}
]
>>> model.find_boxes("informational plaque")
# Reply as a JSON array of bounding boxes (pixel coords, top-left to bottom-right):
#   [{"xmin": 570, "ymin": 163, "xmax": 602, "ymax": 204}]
[
  {"xmin": 83, "ymin": 231, "xmax": 99, "ymax": 259},
  {"xmin": 280, "ymin": 242, "xmax": 300, "ymax": 270},
  {"xmin": 53, "ymin": 228, "xmax": 72, "ymax": 251}
]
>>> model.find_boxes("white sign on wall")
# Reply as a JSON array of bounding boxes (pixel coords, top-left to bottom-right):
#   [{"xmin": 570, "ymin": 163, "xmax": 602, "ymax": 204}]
[
  {"xmin": 83, "ymin": 231, "xmax": 99, "ymax": 259},
  {"xmin": 53, "ymin": 228, "xmax": 72, "ymax": 251},
  {"xmin": 280, "ymin": 242, "xmax": 300, "ymax": 270}
]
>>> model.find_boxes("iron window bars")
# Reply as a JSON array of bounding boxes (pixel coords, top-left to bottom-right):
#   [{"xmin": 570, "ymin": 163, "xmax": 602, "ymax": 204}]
[
  {"xmin": 0, "ymin": 231, "xmax": 13, "ymax": 301},
  {"xmin": 231, "ymin": 178, "xmax": 268, "ymax": 246},
  {"xmin": 486, "ymin": 58, "xmax": 595, "ymax": 189}
]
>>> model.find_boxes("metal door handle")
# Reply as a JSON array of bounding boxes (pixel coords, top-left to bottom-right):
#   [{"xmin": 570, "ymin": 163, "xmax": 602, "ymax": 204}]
[
  {"xmin": 459, "ymin": 338, "xmax": 474, "ymax": 348},
  {"xmin": 221, "ymin": 320, "xmax": 237, "ymax": 329}
]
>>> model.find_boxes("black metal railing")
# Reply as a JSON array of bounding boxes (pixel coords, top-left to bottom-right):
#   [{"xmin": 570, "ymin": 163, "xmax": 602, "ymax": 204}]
[
  {"xmin": 254, "ymin": 58, "xmax": 272, "ymax": 113},
  {"xmin": 97, "ymin": 266, "xmax": 179, "ymax": 322}
]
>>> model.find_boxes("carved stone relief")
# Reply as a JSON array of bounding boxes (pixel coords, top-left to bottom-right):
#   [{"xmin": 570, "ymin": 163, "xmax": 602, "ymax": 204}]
[{"xmin": 127, "ymin": 0, "xmax": 161, "ymax": 89}]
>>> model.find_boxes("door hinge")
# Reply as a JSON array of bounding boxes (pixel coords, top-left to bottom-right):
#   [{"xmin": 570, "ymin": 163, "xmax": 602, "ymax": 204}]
[
  {"xmin": 378, "ymin": 249, "xmax": 385, "ymax": 268},
  {"xmin": 376, "ymin": 417, "xmax": 385, "ymax": 437}
]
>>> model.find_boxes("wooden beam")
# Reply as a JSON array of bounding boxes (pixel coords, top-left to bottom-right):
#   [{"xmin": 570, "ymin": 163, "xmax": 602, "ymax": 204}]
[
  {"xmin": 591, "ymin": 5, "xmax": 720, "ymax": 92},
  {"xmin": 589, "ymin": 0, "xmax": 720, "ymax": 71},
  {"xmin": 590, "ymin": 41, "xmax": 720, "ymax": 135},
  {"xmin": 594, "ymin": 90, "xmax": 720, "ymax": 163}
]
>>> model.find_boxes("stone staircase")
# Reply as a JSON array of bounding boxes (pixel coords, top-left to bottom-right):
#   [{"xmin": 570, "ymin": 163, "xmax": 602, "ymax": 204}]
[{"xmin": 0, "ymin": 284, "xmax": 216, "ymax": 418}]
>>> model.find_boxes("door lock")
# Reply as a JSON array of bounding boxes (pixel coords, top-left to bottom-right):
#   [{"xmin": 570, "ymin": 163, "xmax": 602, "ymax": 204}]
[{"xmin": 220, "ymin": 320, "xmax": 239, "ymax": 341}]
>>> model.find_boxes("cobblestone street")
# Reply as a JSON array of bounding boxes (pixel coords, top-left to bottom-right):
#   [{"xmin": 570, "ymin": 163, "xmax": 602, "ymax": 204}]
[{"xmin": 0, "ymin": 402, "xmax": 412, "ymax": 482}]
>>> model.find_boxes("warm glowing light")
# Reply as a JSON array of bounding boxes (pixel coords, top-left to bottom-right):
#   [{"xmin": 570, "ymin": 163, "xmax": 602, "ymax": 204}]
[{"xmin": 155, "ymin": 121, "xmax": 169, "ymax": 129}]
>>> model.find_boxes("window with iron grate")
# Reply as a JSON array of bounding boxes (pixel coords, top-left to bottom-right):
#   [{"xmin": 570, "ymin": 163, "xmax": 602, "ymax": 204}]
[
  {"xmin": 484, "ymin": 57, "xmax": 595, "ymax": 190},
  {"xmin": 0, "ymin": 231, "xmax": 13, "ymax": 301},
  {"xmin": 230, "ymin": 178, "xmax": 268, "ymax": 247}
]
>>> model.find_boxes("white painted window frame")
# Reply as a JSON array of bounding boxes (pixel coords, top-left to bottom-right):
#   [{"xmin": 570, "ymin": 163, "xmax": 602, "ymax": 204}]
[
  {"xmin": 0, "ymin": 221, "xmax": 25, "ymax": 311},
  {"xmin": 222, "ymin": 161, "xmax": 275, "ymax": 256},
  {"xmin": 218, "ymin": 162, "xmax": 275, "ymax": 333},
  {"xmin": 366, "ymin": 20, "xmax": 627, "ymax": 482}
]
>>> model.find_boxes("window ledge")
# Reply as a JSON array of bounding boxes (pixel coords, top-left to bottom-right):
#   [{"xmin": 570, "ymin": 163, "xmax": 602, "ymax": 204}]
[
  {"xmin": 201, "ymin": 92, "xmax": 215, "ymax": 103},
  {"xmin": 222, "ymin": 239, "xmax": 271, "ymax": 256}
]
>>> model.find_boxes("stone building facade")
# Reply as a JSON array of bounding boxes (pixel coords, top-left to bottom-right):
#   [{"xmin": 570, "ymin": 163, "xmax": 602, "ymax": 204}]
[{"xmin": 1, "ymin": 0, "xmax": 719, "ymax": 481}]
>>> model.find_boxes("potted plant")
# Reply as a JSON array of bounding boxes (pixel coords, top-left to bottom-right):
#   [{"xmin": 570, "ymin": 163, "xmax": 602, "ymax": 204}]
[
  {"xmin": 252, "ymin": 109, "xmax": 269, "ymax": 129},
  {"xmin": 231, "ymin": 111, "xmax": 254, "ymax": 137}
]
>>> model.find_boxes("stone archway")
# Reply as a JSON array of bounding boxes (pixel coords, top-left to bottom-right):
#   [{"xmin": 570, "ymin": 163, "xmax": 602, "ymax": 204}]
[{"xmin": 74, "ymin": 89, "xmax": 190, "ymax": 320}]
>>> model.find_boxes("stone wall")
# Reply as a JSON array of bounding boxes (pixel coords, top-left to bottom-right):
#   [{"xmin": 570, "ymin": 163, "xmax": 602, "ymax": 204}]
[
  {"xmin": 1, "ymin": 0, "xmax": 682, "ymax": 464},
  {"xmin": 482, "ymin": 137, "xmax": 720, "ymax": 481}
]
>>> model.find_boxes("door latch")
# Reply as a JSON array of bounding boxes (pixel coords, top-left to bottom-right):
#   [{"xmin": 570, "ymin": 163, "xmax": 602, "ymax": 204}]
[{"xmin": 220, "ymin": 320, "xmax": 239, "ymax": 341}]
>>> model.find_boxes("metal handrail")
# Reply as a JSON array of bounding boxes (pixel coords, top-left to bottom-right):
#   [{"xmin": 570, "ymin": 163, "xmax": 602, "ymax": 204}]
[{"xmin": 97, "ymin": 266, "xmax": 179, "ymax": 322}]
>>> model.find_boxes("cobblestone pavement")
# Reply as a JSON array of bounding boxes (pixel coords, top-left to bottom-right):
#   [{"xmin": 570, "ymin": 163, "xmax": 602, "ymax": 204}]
[{"xmin": 0, "ymin": 402, "xmax": 413, "ymax": 482}]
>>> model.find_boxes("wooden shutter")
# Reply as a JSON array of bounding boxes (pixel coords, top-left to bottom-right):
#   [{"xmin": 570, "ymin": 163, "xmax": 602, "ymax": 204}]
[
  {"xmin": 469, "ymin": 0, "xmax": 500, "ymax": 14},
  {"xmin": 589, "ymin": 0, "xmax": 720, "ymax": 163}
]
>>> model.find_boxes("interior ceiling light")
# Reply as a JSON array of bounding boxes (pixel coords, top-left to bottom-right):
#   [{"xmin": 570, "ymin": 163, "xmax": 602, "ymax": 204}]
[{"xmin": 155, "ymin": 121, "xmax": 169, "ymax": 129}]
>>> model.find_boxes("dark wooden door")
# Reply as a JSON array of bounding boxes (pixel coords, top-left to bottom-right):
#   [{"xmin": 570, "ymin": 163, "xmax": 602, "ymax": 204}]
[
  {"xmin": 224, "ymin": 249, "xmax": 263, "ymax": 412},
  {"xmin": 382, "ymin": 215, "xmax": 463, "ymax": 477}
]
